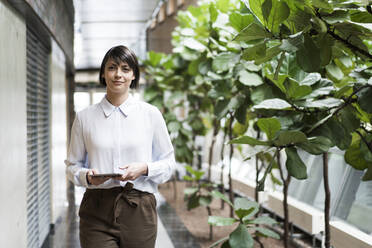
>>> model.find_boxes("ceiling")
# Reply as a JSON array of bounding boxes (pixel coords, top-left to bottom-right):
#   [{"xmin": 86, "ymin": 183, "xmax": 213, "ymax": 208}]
[{"xmin": 74, "ymin": 0, "xmax": 161, "ymax": 70}]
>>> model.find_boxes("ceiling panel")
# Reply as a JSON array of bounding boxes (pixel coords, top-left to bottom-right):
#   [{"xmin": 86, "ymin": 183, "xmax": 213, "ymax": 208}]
[{"xmin": 75, "ymin": 0, "xmax": 160, "ymax": 70}]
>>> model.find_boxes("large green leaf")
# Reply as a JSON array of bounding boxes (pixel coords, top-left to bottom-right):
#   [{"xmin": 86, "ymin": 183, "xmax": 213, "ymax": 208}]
[
  {"xmin": 209, "ymin": 4, "xmax": 218, "ymax": 23},
  {"xmin": 296, "ymin": 35, "xmax": 321, "ymax": 72},
  {"xmin": 357, "ymin": 86, "xmax": 372, "ymax": 113},
  {"xmin": 285, "ymin": 147, "xmax": 307, "ymax": 179},
  {"xmin": 297, "ymin": 136, "xmax": 333, "ymax": 155},
  {"xmin": 255, "ymin": 45, "xmax": 282, "ymax": 64},
  {"xmin": 184, "ymin": 187, "xmax": 198, "ymax": 195},
  {"xmin": 168, "ymin": 121, "xmax": 181, "ymax": 132},
  {"xmin": 326, "ymin": 63, "xmax": 344, "ymax": 81},
  {"xmin": 187, "ymin": 193, "xmax": 200, "ymax": 210},
  {"xmin": 266, "ymin": 73, "xmax": 287, "ymax": 92},
  {"xmin": 248, "ymin": 0, "xmax": 266, "ymax": 24},
  {"xmin": 300, "ymin": 98, "xmax": 342, "ymax": 109},
  {"xmin": 245, "ymin": 216, "xmax": 277, "ymax": 225},
  {"xmin": 345, "ymin": 136, "xmax": 370, "ymax": 170},
  {"xmin": 234, "ymin": 198, "xmax": 259, "ymax": 220},
  {"xmin": 238, "ymin": 70, "xmax": 264, "ymax": 86},
  {"xmin": 362, "ymin": 165, "xmax": 372, "ymax": 181},
  {"xmin": 229, "ymin": 12, "xmax": 254, "ymax": 32},
  {"xmin": 212, "ymin": 52, "xmax": 241, "ymax": 72},
  {"xmin": 265, "ymin": 0, "xmax": 290, "ymax": 33},
  {"xmin": 254, "ymin": 227, "xmax": 280, "ymax": 239},
  {"xmin": 183, "ymin": 38, "xmax": 207, "ymax": 52},
  {"xmin": 242, "ymin": 42, "xmax": 267, "ymax": 61},
  {"xmin": 229, "ymin": 224, "xmax": 254, "ymax": 248},
  {"xmin": 279, "ymin": 32, "xmax": 304, "ymax": 52},
  {"xmin": 215, "ymin": 99, "xmax": 230, "ymax": 119},
  {"xmin": 147, "ymin": 51, "xmax": 164, "ymax": 67},
  {"xmin": 216, "ymin": 0, "xmax": 230, "ymax": 13},
  {"xmin": 318, "ymin": 34, "xmax": 333, "ymax": 67},
  {"xmin": 211, "ymin": 190, "xmax": 233, "ymax": 207},
  {"xmin": 274, "ymin": 130, "xmax": 307, "ymax": 146},
  {"xmin": 350, "ymin": 10, "xmax": 372, "ymax": 23},
  {"xmin": 327, "ymin": 118, "xmax": 352, "ymax": 150},
  {"xmin": 257, "ymin": 117, "xmax": 281, "ymax": 140},
  {"xmin": 229, "ymin": 136, "xmax": 270, "ymax": 146},
  {"xmin": 253, "ymin": 98, "xmax": 291, "ymax": 110},
  {"xmin": 234, "ymin": 23, "xmax": 272, "ymax": 42},
  {"xmin": 299, "ymin": 73, "xmax": 321, "ymax": 85},
  {"xmin": 199, "ymin": 195, "xmax": 213, "ymax": 206},
  {"xmin": 208, "ymin": 216, "xmax": 237, "ymax": 226},
  {"xmin": 284, "ymin": 79, "xmax": 312, "ymax": 100},
  {"xmin": 339, "ymin": 106, "xmax": 360, "ymax": 134}
]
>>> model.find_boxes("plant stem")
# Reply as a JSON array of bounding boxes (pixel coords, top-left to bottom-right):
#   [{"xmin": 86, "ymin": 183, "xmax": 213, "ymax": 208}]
[
  {"xmin": 208, "ymin": 118, "xmax": 219, "ymax": 181},
  {"xmin": 228, "ymin": 114, "xmax": 235, "ymax": 218},
  {"xmin": 220, "ymin": 124, "xmax": 228, "ymax": 210},
  {"xmin": 255, "ymin": 130, "xmax": 261, "ymax": 205},
  {"xmin": 327, "ymin": 30, "xmax": 372, "ymax": 60},
  {"xmin": 356, "ymin": 130, "xmax": 372, "ymax": 154},
  {"xmin": 323, "ymin": 152, "xmax": 331, "ymax": 248},
  {"xmin": 207, "ymin": 206, "xmax": 213, "ymax": 240},
  {"xmin": 172, "ymin": 174, "xmax": 177, "ymax": 200},
  {"xmin": 278, "ymin": 150, "xmax": 291, "ymax": 248}
]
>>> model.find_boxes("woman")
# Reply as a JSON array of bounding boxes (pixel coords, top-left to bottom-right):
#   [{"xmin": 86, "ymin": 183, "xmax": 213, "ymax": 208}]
[{"xmin": 65, "ymin": 45, "xmax": 175, "ymax": 248}]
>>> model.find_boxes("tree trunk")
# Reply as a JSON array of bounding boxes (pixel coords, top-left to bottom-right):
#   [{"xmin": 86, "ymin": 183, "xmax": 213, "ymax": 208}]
[
  {"xmin": 278, "ymin": 151, "xmax": 291, "ymax": 248},
  {"xmin": 220, "ymin": 126, "xmax": 228, "ymax": 210},
  {"xmin": 323, "ymin": 152, "xmax": 331, "ymax": 248},
  {"xmin": 172, "ymin": 174, "xmax": 177, "ymax": 200},
  {"xmin": 208, "ymin": 118, "xmax": 219, "ymax": 181},
  {"xmin": 228, "ymin": 114, "xmax": 235, "ymax": 218},
  {"xmin": 255, "ymin": 130, "xmax": 261, "ymax": 203},
  {"xmin": 207, "ymin": 206, "xmax": 213, "ymax": 240}
]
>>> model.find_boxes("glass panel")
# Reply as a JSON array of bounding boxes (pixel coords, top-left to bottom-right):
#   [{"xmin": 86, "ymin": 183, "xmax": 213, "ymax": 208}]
[
  {"xmin": 74, "ymin": 92, "xmax": 90, "ymax": 112},
  {"xmin": 92, "ymin": 92, "xmax": 106, "ymax": 104},
  {"xmin": 334, "ymin": 168, "xmax": 372, "ymax": 235},
  {"xmin": 288, "ymin": 153, "xmax": 323, "ymax": 204},
  {"xmin": 312, "ymin": 153, "xmax": 348, "ymax": 211}
]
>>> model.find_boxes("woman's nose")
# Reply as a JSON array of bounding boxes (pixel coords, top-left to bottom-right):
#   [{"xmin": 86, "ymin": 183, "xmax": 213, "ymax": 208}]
[{"xmin": 114, "ymin": 68, "xmax": 123, "ymax": 78}]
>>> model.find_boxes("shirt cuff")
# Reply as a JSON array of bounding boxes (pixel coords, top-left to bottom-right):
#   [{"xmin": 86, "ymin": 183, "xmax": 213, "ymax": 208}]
[
  {"xmin": 146, "ymin": 162, "xmax": 160, "ymax": 178},
  {"xmin": 79, "ymin": 168, "xmax": 90, "ymax": 187}
]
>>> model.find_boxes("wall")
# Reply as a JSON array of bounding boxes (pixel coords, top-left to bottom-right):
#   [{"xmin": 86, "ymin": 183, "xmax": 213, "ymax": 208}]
[
  {"xmin": 25, "ymin": 0, "xmax": 74, "ymax": 64},
  {"xmin": 50, "ymin": 40, "xmax": 67, "ymax": 224},
  {"xmin": 147, "ymin": 0, "xmax": 198, "ymax": 54},
  {"xmin": 8, "ymin": 0, "xmax": 74, "ymax": 68},
  {"xmin": 0, "ymin": 0, "xmax": 28, "ymax": 247}
]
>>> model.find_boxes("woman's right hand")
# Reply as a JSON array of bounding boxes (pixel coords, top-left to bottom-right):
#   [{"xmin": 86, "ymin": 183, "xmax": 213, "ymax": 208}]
[{"xmin": 86, "ymin": 169, "xmax": 111, "ymax": 186}]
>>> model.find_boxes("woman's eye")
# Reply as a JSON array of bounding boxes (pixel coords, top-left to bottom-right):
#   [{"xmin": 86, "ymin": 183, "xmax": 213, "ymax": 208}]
[{"xmin": 108, "ymin": 66, "xmax": 115, "ymax": 70}]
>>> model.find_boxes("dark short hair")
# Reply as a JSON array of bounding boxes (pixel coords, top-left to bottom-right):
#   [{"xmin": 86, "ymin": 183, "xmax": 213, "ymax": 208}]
[{"xmin": 99, "ymin": 45, "xmax": 140, "ymax": 89}]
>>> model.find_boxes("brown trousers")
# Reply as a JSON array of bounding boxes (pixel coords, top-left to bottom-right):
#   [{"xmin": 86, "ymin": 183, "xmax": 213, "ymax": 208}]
[{"xmin": 79, "ymin": 183, "xmax": 157, "ymax": 248}]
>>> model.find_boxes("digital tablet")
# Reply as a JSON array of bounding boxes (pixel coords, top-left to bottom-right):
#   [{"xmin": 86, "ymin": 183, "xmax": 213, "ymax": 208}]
[{"xmin": 90, "ymin": 173, "xmax": 122, "ymax": 178}]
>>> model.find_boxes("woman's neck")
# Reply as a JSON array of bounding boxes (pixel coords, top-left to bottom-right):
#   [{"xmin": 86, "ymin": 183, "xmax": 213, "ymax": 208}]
[{"xmin": 106, "ymin": 91, "xmax": 129, "ymax": 107}]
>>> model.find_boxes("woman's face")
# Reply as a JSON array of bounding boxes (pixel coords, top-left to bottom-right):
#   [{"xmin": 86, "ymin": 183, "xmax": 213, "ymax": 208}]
[{"xmin": 103, "ymin": 58, "xmax": 135, "ymax": 96}]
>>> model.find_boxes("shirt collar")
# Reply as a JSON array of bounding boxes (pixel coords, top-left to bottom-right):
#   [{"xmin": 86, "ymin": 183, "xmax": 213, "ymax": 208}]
[{"xmin": 100, "ymin": 95, "xmax": 135, "ymax": 118}]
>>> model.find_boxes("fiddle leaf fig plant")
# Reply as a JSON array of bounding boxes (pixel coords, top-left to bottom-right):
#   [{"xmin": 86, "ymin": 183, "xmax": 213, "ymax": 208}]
[{"xmin": 208, "ymin": 191, "xmax": 279, "ymax": 248}]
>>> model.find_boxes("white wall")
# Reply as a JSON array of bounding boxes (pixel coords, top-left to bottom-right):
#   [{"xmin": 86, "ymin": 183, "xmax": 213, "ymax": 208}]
[
  {"xmin": 50, "ymin": 40, "xmax": 67, "ymax": 223},
  {"xmin": 0, "ymin": 0, "xmax": 28, "ymax": 247}
]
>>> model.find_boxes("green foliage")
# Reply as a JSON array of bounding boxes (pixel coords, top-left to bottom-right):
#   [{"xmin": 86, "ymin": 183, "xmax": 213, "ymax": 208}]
[
  {"xmin": 142, "ymin": 1, "xmax": 372, "ymax": 247},
  {"xmin": 209, "ymin": 195, "xmax": 279, "ymax": 248},
  {"xmin": 183, "ymin": 166, "xmax": 216, "ymax": 210}
]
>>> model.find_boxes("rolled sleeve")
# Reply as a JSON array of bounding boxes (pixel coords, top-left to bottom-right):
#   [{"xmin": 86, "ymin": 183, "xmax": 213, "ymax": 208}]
[
  {"xmin": 65, "ymin": 113, "xmax": 89, "ymax": 187},
  {"xmin": 146, "ymin": 108, "xmax": 175, "ymax": 184}
]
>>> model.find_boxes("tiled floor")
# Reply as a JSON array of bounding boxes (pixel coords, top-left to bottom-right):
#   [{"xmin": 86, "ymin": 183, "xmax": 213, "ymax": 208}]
[{"xmin": 42, "ymin": 190, "xmax": 200, "ymax": 248}]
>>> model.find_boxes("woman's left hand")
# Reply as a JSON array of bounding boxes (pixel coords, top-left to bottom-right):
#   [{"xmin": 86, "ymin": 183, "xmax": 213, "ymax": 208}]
[{"xmin": 117, "ymin": 163, "xmax": 148, "ymax": 181}]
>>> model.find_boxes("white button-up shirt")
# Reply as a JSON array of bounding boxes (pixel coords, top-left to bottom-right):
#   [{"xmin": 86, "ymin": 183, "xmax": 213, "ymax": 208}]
[{"xmin": 65, "ymin": 95, "xmax": 175, "ymax": 193}]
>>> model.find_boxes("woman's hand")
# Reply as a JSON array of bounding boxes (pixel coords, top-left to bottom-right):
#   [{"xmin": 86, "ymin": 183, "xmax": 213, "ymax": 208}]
[
  {"xmin": 117, "ymin": 163, "xmax": 148, "ymax": 181},
  {"xmin": 86, "ymin": 169, "xmax": 111, "ymax": 186}
]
